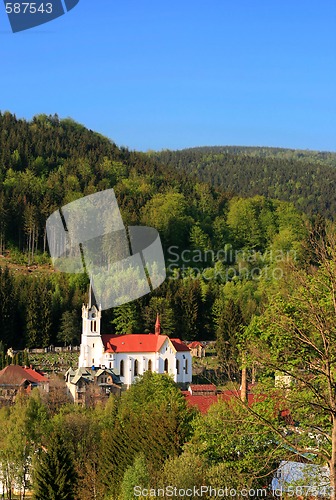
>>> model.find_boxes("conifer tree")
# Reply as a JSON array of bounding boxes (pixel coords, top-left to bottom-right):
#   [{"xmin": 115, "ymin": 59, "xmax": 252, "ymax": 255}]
[
  {"xmin": 33, "ymin": 432, "xmax": 77, "ymax": 500},
  {"xmin": 0, "ymin": 266, "xmax": 16, "ymax": 348}
]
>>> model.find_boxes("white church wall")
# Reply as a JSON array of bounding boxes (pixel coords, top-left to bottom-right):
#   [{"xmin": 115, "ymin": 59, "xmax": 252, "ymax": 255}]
[{"xmin": 78, "ymin": 285, "xmax": 192, "ymax": 387}]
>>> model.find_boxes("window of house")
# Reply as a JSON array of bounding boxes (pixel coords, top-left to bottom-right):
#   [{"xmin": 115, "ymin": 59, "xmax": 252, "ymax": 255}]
[
  {"xmin": 164, "ymin": 359, "xmax": 168, "ymax": 373},
  {"xmin": 120, "ymin": 360, "xmax": 124, "ymax": 377},
  {"xmin": 134, "ymin": 359, "xmax": 138, "ymax": 376},
  {"xmin": 185, "ymin": 359, "xmax": 188, "ymax": 374},
  {"xmin": 148, "ymin": 359, "xmax": 152, "ymax": 372},
  {"xmin": 176, "ymin": 359, "xmax": 180, "ymax": 375}
]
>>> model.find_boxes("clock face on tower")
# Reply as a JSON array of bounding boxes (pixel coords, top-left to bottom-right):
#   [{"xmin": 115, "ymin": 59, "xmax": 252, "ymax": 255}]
[{"xmin": 92, "ymin": 313, "xmax": 96, "ymax": 318}]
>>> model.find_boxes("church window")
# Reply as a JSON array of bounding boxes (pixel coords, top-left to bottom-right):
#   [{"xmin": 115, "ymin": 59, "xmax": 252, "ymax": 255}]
[
  {"xmin": 134, "ymin": 359, "xmax": 138, "ymax": 376},
  {"xmin": 148, "ymin": 359, "xmax": 152, "ymax": 372},
  {"xmin": 120, "ymin": 360, "xmax": 124, "ymax": 377},
  {"xmin": 176, "ymin": 359, "xmax": 180, "ymax": 375},
  {"xmin": 185, "ymin": 359, "xmax": 188, "ymax": 374},
  {"xmin": 164, "ymin": 359, "xmax": 168, "ymax": 373}
]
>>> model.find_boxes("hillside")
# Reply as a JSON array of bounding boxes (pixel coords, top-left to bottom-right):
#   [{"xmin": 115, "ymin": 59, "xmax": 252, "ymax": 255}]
[
  {"xmin": 154, "ymin": 146, "xmax": 336, "ymax": 219},
  {"xmin": 0, "ymin": 112, "xmax": 315, "ymax": 353}
]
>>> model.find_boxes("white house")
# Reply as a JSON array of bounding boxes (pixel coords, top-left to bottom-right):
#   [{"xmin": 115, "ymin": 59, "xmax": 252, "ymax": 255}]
[
  {"xmin": 65, "ymin": 367, "xmax": 121, "ymax": 404},
  {"xmin": 272, "ymin": 461, "xmax": 330, "ymax": 496},
  {"xmin": 77, "ymin": 282, "xmax": 192, "ymax": 387}
]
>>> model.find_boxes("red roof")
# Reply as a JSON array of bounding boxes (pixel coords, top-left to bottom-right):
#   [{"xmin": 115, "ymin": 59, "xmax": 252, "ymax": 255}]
[
  {"xmin": 102, "ymin": 334, "xmax": 190, "ymax": 353},
  {"xmin": 182, "ymin": 389, "xmax": 260, "ymax": 414},
  {"xmin": 182, "ymin": 392, "xmax": 218, "ymax": 413},
  {"xmin": 23, "ymin": 367, "xmax": 48, "ymax": 383},
  {"xmin": 189, "ymin": 384, "xmax": 217, "ymax": 393},
  {"xmin": 187, "ymin": 341, "xmax": 205, "ymax": 349},
  {"xmin": 170, "ymin": 338, "xmax": 190, "ymax": 352},
  {"xmin": 0, "ymin": 365, "xmax": 48, "ymax": 386}
]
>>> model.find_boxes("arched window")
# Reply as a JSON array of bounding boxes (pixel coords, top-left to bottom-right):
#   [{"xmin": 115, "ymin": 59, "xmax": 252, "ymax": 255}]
[
  {"xmin": 91, "ymin": 320, "xmax": 97, "ymax": 332},
  {"xmin": 164, "ymin": 358, "xmax": 168, "ymax": 373},
  {"xmin": 185, "ymin": 359, "xmax": 188, "ymax": 374},
  {"xmin": 176, "ymin": 359, "xmax": 180, "ymax": 375},
  {"xmin": 120, "ymin": 360, "xmax": 124, "ymax": 377},
  {"xmin": 148, "ymin": 359, "xmax": 152, "ymax": 372},
  {"xmin": 134, "ymin": 359, "xmax": 138, "ymax": 377}
]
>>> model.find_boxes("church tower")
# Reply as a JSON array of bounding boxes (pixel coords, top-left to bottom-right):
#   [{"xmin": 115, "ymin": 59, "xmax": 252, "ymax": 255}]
[{"xmin": 78, "ymin": 279, "xmax": 104, "ymax": 369}]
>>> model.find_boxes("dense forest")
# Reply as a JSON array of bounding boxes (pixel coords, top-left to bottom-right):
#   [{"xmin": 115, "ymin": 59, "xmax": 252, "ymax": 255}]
[
  {"xmin": 155, "ymin": 146, "xmax": 336, "ymax": 219},
  {"xmin": 2, "ymin": 112, "xmax": 336, "ymax": 495},
  {"xmin": 0, "ymin": 111, "xmax": 325, "ymax": 359}
]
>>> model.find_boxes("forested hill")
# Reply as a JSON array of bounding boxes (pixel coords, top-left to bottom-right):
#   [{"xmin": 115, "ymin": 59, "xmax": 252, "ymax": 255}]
[
  {"xmin": 154, "ymin": 146, "xmax": 336, "ymax": 219},
  {"xmin": 0, "ymin": 112, "xmax": 319, "ymax": 350},
  {"xmin": 0, "ymin": 111, "xmax": 220, "ymax": 254}
]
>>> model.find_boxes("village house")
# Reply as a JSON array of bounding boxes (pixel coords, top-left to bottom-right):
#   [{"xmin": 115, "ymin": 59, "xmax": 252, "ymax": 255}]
[
  {"xmin": 187, "ymin": 341, "xmax": 206, "ymax": 358},
  {"xmin": 182, "ymin": 383, "xmax": 267, "ymax": 414},
  {"xmin": 65, "ymin": 366, "xmax": 121, "ymax": 404},
  {"xmin": 188, "ymin": 383, "xmax": 217, "ymax": 395},
  {"xmin": 0, "ymin": 365, "xmax": 49, "ymax": 406}
]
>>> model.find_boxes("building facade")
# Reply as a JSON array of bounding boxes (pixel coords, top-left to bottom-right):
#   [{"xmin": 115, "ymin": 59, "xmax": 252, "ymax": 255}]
[
  {"xmin": 0, "ymin": 365, "xmax": 49, "ymax": 406},
  {"xmin": 65, "ymin": 367, "xmax": 121, "ymax": 404},
  {"xmin": 77, "ymin": 284, "xmax": 192, "ymax": 387}
]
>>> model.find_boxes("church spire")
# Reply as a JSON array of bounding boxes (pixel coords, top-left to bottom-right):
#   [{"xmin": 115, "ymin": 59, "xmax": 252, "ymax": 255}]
[
  {"xmin": 88, "ymin": 275, "xmax": 97, "ymax": 310},
  {"xmin": 155, "ymin": 313, "xmax": 161, "ymax": 336}
]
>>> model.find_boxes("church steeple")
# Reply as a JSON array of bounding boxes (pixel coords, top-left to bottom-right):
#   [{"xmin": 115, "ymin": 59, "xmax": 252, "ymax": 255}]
[
  {"xmin": 155, "ymin": 313, "xmax": 161, "ymax": 336},
  {"xmin": 78, "ymin": 276, "xmax": 103, "ymax": 369},
  {"xmin": 81, "ymin": 276, "xmax": 102, "ymax": 337},
  {"xmin": 88, "ymin": 275, "xmax": 97, "ymax": 310}
]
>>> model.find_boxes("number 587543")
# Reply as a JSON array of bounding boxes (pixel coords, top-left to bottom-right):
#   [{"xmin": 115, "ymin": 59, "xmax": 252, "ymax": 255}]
[{"xmin": 5, "ymin": 3, "xmax": 53, "ymax": 14}]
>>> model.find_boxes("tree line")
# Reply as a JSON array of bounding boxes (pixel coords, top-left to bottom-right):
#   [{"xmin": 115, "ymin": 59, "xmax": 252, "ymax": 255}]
[{"xmin": 154, "ymin": 146, "xmax": 336, "ymax": 220}]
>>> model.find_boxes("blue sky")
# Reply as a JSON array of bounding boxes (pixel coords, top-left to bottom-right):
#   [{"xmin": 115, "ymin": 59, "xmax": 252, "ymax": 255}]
[{"xmin": 0, "ymin": 0, "xmax": 335, "ymax": 151}]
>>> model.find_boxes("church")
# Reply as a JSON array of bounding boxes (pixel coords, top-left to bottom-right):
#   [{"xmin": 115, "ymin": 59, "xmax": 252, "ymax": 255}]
[{"xmin": 77, "ymin": 283, "xmax": 192, "ymax": 388}]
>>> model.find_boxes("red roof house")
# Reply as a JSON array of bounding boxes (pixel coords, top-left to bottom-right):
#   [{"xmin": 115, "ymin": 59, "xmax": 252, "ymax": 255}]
[{"xmin": 0, "ymin": 365, "xmax": 49, "ymax": 405}]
